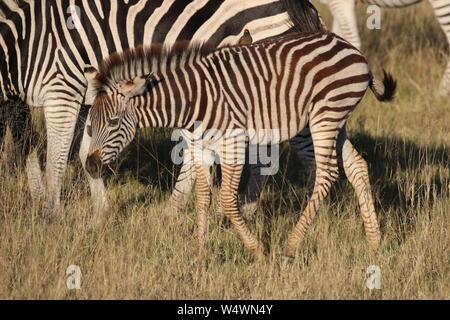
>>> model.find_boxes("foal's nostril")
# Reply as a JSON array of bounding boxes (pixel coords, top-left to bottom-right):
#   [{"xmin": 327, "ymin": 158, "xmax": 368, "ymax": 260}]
[{"xmin": 85, "ymin": 149, "xmax": 102, "ymax": 177}]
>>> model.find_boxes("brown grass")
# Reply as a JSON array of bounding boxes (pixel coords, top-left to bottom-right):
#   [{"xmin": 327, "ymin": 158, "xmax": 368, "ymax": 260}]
[{"xmin": 0, "ymin": 1, "xmax": 448, "ymax": 299}]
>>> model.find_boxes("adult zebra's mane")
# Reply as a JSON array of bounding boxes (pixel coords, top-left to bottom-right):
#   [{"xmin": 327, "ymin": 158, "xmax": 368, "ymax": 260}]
[{"xmin": 281, "ymin": 0, "xmax": 324, "ymax": 32}]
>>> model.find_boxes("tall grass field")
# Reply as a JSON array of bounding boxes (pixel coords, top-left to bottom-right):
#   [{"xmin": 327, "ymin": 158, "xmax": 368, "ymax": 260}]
[{"xmin": 0, "ymin": 1, "xmax": 448, "ymax": 299}]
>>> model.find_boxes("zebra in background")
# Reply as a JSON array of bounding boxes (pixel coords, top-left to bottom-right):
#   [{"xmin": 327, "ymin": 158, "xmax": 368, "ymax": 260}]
[
  {"xmin": 324, "ymin": 0, "xmax": 450, "ymax": 95},
  {"xmin": 83, "ymin": 32, "xmax": 396, "ymax": 259},
  {"xmin": 0, "ymin": 0, "xmax": 321, "ymax": 221}
]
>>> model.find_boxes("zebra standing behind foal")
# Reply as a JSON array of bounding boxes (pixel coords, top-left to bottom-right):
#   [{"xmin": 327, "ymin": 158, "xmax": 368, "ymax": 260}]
[
  {"xmin": 84, "ymin": 31, "xmax": 396, "ymax": 259},
  {"xmin": 0, "ymin": 0, "xmax": 321, "ymax": 221}
]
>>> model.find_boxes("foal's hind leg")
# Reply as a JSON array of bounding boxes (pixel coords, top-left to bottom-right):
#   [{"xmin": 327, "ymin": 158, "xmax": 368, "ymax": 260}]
[
  {"xmin": 284, "ymin": 123, "xmax": 341, "ymax": 259},
  {"xmin": 339, "ymin": 130, "xmax": 381, "ymax": 250},
  {"xmin": 291, "ymin": 126, "xmax": 381, "ymax": 252}
]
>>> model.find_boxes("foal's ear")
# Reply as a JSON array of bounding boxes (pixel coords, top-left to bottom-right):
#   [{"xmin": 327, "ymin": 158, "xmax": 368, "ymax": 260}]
[
  {"xmin": 119, "ymin": 73, "xmax": 155, "ymax": 98},
  {"xmin": 84, "ymin": 66, "xmax": 100, "ymax": 105}
]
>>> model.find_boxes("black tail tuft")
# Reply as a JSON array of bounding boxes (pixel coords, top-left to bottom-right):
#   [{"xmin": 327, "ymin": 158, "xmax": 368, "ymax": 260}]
[
  {"xmin": 281, "ymin": 0, "xmax": 324, "ymax": 33},
  {"xmin": 370, "ymin": 70, "xmax": 397, "ymax": 102}
]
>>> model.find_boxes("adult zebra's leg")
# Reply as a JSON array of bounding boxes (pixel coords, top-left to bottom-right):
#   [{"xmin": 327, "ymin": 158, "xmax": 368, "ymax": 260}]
[
  {"xmin": 42, "ymin": 99, "xmax": 81, "ymax": 217},
  {"xmin": 284, "ymin": 124, "xmax": 341, "ymax": 260},
  {"xmin": 79, "ymin": 117, "xmax": 110, "ymax": 225},
  {"xmin": 327, "ymin": 0, "xmax": 361, "ymax": 49},
  {"xmin": 168, "ymin": 129, "xmax": 208, "ymax": 213},
  {"xmin": 169, "ymin": 145, "xmax": 216, "ymax": 213},
  {"xmin": 26, "ymin": 107, "xmax": 46, "ymax": 202},
  {"xmin": 241, "ymin": 144, "xmax": 277, "ymax": 217},
  {"xmin": 2, "ymin": 100, "xmax": 44, "ymax": 201},
  {"xmin": 168, "ymin": 148, "xmax": 197, "ymax": 212},
  {"xmin": 429, "ymin": 0, "xmax": 450, "ymax": 95},
  {"xmin": 332, "ymin": 13, "xmax": 342, "ymax": 36},
  {"xmin": 240, "ymin": 162, "xmax": 270, "ymax": 217},
  {"xmin": 339, "ymin": 129, "xmax": 381, "ymax": 250}
]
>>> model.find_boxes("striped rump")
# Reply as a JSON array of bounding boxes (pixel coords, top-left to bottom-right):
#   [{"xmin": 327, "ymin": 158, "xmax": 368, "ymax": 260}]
[{"xmin": 84, "ymin": 31, "xmax": 396, "ymax": 259}]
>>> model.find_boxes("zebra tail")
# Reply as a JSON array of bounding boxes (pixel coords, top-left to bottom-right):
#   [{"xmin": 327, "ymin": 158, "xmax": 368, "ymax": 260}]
[
  {"xmin": 369, "ymin": 70, "xmax": 397, "ymax": 102},
  {"xmin": 281, "ymin": 0, "xmax": 324, "ymax": 32}
]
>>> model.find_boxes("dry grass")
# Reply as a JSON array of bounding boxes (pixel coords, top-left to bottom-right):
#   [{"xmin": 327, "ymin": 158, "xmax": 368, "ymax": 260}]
[{"xmin": 0, "ymin": 2, "xmax": 449, "ymax": 299}]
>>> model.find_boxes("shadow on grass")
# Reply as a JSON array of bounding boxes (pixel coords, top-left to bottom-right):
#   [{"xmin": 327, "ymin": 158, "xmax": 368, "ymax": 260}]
[
  {"xmin": 3, "ymin": 103, "xmax": 448, "ymax": 246},
  {"xmin": 257, "ymin": 132, "xmax": 449, "ymax": 248},
  {"xmin": 97, "ymin": 126, "xmax": 448, "ymax": 248}
]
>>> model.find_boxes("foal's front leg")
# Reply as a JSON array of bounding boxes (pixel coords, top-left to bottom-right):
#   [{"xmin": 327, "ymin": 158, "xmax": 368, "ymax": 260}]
[
  {"xmin": 220, "ymin": 162, "xmax": 266, "ymax": 259},
  {"xmin": 284, "ymin": 123, "xmax": 341, "ymax": 260},
  {"xmin": 219, "ymin": 134, "xmax": 265, "ymax": 259},
  {"xmin": 193, "ymin": 156, "xmax": 213, "ymax": 250}
]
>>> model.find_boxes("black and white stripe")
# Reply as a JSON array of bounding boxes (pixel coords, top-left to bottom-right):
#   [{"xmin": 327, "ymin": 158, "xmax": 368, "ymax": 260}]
[
  {"xmin": 0, "ymin": 0, "xmax": 321, "ymax": 218},
  {"xmin": 84, "ymin": 31, "xmax": 395, "ymax": 258}
]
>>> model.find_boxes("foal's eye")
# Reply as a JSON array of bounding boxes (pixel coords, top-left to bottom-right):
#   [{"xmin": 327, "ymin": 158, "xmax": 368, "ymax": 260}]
[{"xmin": 108, "ymin": 117, "xmax": 120, "ymax": 126}]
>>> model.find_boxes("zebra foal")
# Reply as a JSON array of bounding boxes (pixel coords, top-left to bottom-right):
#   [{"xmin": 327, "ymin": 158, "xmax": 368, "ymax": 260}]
[{"xmin": 84, "ymin": 31, "xmax": 396, "ymax": 259}]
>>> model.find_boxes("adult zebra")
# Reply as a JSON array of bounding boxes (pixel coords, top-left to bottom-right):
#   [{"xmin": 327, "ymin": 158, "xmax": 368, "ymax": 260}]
[
  {"xmin": 0, "ymin": 0, "xmax": 321, "ymax": 219},
  {"xmin": 83, "ymin": 32, "xmax": 395, "ymax": 259},
  {"xmin": 325, "ymin": 0, "xmax": 450, "ymax": 95}
]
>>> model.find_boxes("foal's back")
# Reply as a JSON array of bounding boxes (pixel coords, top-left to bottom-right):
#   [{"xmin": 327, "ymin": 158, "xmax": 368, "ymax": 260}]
[{"xmin": 206, "ymin": 31, "xmax": 370, "ymax": 143}]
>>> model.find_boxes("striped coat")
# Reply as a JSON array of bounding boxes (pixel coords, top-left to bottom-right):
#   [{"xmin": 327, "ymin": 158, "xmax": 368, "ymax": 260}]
[
  {"xmin": 0, "ymin": 0, "xmax": 321, "ymax": 220},
  {"xmin": 84, "ymin": 31, "xmax": 396, "ymax": 259}
]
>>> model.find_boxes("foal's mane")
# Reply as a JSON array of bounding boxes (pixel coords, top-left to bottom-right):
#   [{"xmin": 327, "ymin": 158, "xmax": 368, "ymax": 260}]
[
  {"xmin": 95, "ymin": 29, "xmax": 329, "ymax": 89},
  {"xmin": 96, "ymin": 41, "xmax": 216, "ymax": 87}
]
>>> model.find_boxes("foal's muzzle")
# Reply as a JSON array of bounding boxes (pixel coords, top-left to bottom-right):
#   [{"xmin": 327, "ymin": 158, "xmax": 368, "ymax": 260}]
[{"xmin": 85, "ymin": 149, "xmax": 102, "ymax": 178}]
